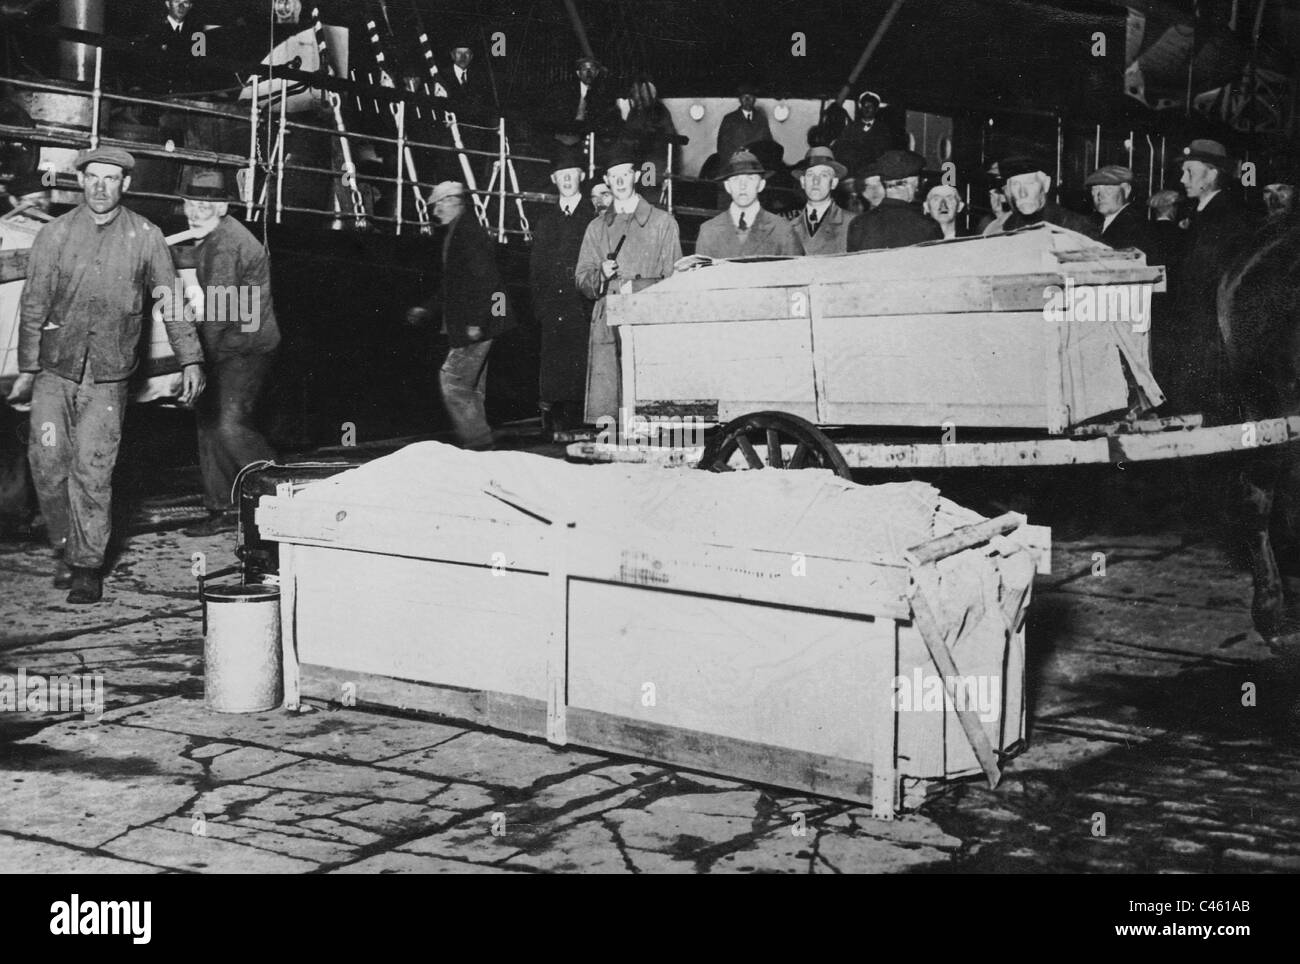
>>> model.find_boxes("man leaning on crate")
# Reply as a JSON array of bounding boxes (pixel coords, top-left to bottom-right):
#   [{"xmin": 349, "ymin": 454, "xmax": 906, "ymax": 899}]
[{"xmin": 4, "ymin": 147, "xmax": 205, "ymax": 604}]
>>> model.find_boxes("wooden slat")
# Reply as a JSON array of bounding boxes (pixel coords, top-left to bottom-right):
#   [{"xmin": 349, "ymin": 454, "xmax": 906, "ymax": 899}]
[
  {"xmin": 0, "ymin": 249, "xmax": 29, "ymax": 283},
  {"xmin": 1111, "ymin": 416, "xmax": 1300, "ymax": 461},
  {"xmin": 298, "ymin": 664, "xmax": 549, "ymax": 737},
  {"xmin": 277, "ymin": 484, "xmax": 301, "ymax": 711},
  {"xmin": 904, "ymin": 512, "xmax": 1027, "ymax": 567},
  {"xmin": 608, "ymin": 286, "xmax": 804, "ymax": 326}
]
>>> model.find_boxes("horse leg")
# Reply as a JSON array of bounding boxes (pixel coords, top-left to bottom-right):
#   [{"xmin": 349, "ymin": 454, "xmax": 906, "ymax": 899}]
[{"xmin": 1238, "ymin": 453, "xmax": 1290, "ymax": 639}]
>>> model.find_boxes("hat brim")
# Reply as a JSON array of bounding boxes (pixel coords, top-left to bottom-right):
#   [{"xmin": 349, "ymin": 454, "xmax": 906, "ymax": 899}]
[
  {"xmin": 795, "ymin": 160, "xmax": 848, "ymax": 179},
  {"xmin": 714, "ymin": 166, "xmax": 773, "ymax": 182},
  {"xmin": 181, "ymin": 187, "xmax": 232, "ymax": 201},
  {"xmin": 1181, "ymin": 152, "xmax": 1236, "ymax": 170}
]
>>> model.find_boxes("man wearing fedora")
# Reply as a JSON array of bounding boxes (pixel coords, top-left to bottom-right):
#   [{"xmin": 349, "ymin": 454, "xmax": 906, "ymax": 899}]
[
  {"xmin": 575, "ymin": 143, "xmax": 681, "ymax": 424},
  {"xmin": 1173, "ymin": 138, "xmax": 1258, "ymax": 418},
  {"xmin": 847, "ymin": 149, "xmax": 942, "ymax": 251},
  {"xmin": 177, "ymin": 170, "xmax": 281, "ymax": 537},
  {"xmin": 1085, "ymin": 164, "xmax": 1157, "ymax": 261},
  {"xmin": 530, "ymin": 146, "xmax": 595, "ymax": 438},
  {"xmin": 547, "ymin": 55, "xmax": 617, "ymax": 148},
  {"xmin": 714, "ymin": 83, "xmax": 774, "ymax": 170},
  {"xmin": 831, "ymin": 90, "xmax": 901, "ymax": 182},
  {"xmin": 408, "ymin": 181, "xmax": 515, "ymax": 450},
  {"xmin": 791, "ymin": 147, "xmax": 851, "ymax": 254},
  {"xmin": 987, "ymin": 155, "xmax": 1098, "ymax": 238},
  {"xmin": 5, "ymin": 147, "xmax": 205, "ymax": 603},
  {"xmin": 695, "ymin": 149, "xmax": 803, "ymax": 259}
]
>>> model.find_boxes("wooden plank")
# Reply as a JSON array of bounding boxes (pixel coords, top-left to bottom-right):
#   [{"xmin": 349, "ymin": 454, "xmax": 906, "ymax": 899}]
[
  {"xmin": 298, "ymin": 664, "xmax": 549, "ymax": 737},
  {"xmin": 609, "ymin": 286, "xmax": 803, "ymax": 326},
  {"xmin": 837, "ymin": 435, "xmax": 1111, "ymax": 469},
  {"xmin": 0, "ymin": 249, "xmax": 29, "ymax": 283},
  {"xmin": 1111, "ymin": 416, "xmax": 1300, "ymax": 462},
  {"xmin": 277, "ymin": 485, "xmax": 300, "ymax": 711},
  {"xmin": 566, "ymin": 708, "xmax": 878, "ymax": 809},
  {"xmin": 1070, "ymin": 413, "xmax": 1204, "ymax": 437},
  {"xmin": 866, "ymin": 619, "xmax": 899, "ymax": 819},
  {"xmin": 818, "ymin": 277, "xmax": 994, "ymax": 317},
  {"xmin": 904, "ymin": 512, "xmax": 1027, "ymax": 567}
]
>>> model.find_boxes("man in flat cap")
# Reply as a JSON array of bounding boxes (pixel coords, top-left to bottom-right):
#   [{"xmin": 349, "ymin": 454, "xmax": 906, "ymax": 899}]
[
  {"xmin": 695, "ymin": 150, "xmax": 803, "ymax": 259},
  {"xmin": 791, "ymin": 146, "xmax": 851, "ymax": 254},
  {"xmin": 1085, "ymin": 164, "xmax": 1157, "ymax": 261},
  {"xmin": 715, "ymin": 83, "xmax": 775, "ymax": 169},
  {"xmin": 990, "ymin": 156, "xmax": 1098, "ymax": 238},
  {"xmin": 831, "ymin": 90, "xmax": 901, "ymax": 182},
  {"xmin": 846, "ymin": 149, "xmax": 942, "ymax": 251},
  {"xmin": 1172, "ymin": 138, "xmax": 1258, "ymax": 417},
  {"xmin": 575, "ymin": 142, "xmax": 681, "ymax": 424},
  {"xmin": 408, "ymin": 181, "xmax": 515, "ymax": 449},
  {"xmin": 530, "ymin": 146, "xmax": 595, "ymax": 438},
  {"xmin": 176, "ymin": 170, "xmax": 280, "ymax": 537},
  {"xmin": 547, "ymin": 55, "xmax": 617, "ymax": 148},
  {"xmin": 5, "ymin": 147, "xmax": 205, "ymax": 603}
]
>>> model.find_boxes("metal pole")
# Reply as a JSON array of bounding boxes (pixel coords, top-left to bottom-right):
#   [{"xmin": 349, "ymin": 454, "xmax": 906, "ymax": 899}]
[
  {"xmin": 1160, "ymin": 136, "xmax": 1166, "ymax": 189},
  {"xmin": 665, "ymin": 141, "xmax": 674, "ymax": 213},
  {"xmin": 561, "ymin": 0, "xmax": 598, "ymax": 62},
  {"xmin": 1146, "ymin": 134, "xmax": 1155, "ymax": 216},
  {"xmin": 836, "ymin": 0, "xmax": 908, "ymax": 104},
  {"xmin": 275, "ymin": 84, "xmax": 287, "ymax": 224},
  {"xmin": 497, "ymin": 116, "xmax": 507, "ymax": 242},
  {"xmin": 395, "ymin": 101, "xmax": 405, "ymax": 235},
  {"xmin": 89, "ymin": 46, "xmax": 102, "ymax": 149},
  {"xmin": 1055, "ymin": 115, "xmax": 1063, "ymax": 190},
  {"xmin": 246, "ymin": 75, "xmax": 260, "ymax": 209},
  {"xmin": 1094, "ymin": 123, "xmax": 1101, "ymax": 168},
  {"xmin": 1127, "ymin": 129, "xmax": 1134, "ymax": 169}
]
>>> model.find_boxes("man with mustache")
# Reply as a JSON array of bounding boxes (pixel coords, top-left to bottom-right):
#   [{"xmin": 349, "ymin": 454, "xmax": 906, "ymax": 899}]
[{"xmin": 5, "ymin": 147, "xmax": 205, "ymax": 603}]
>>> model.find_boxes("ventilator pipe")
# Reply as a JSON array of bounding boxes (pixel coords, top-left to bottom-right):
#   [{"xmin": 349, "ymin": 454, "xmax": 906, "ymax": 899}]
[{"xmin": 58, "ymin": 0, "xmax": 103, "ymax": 82}]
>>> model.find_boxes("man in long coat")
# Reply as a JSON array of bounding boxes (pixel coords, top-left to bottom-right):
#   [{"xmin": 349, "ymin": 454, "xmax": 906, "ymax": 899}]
[
  {"xmin": 695, "ymin": 149, "xmax": 803, "ymax": 259},
  {"xmin": 575, "ymin": 143, "xmax": 682, "ymax": 425},
  {"xmin": 529, "ymin": 147, "xmax": 595, "ymax": 435}
]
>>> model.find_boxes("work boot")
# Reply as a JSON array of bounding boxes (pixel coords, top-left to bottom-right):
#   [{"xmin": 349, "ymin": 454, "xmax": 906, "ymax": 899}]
[
  {"xmin": 182, "ymin": 510, "xmax": 239, "ymax": 537},
  {"xmin": 66, "ymin": 567, "xmax": 103, "ymax": 605},
  {"xmin": 53, "ymin": 557, "xmax": 73, "ymax": 589}
]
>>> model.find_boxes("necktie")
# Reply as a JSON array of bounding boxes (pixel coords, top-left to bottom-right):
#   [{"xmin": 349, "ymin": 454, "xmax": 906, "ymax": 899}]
[
  {"xmin": 576, "ymin": 89, "xmax": 587, "ymax": 122},
  {"xmin": 738, "ymin": 212, "xmax": 747, "ymax": 231},
  {"xmin": 808, "ymin": 208, "xmax": 819, "ymax": 235}
]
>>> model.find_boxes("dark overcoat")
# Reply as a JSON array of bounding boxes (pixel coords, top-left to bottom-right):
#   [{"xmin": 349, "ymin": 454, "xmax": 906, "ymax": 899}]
[{"xmin": 530, "ymin": 197, "xmax": 595, "ymax": 401}]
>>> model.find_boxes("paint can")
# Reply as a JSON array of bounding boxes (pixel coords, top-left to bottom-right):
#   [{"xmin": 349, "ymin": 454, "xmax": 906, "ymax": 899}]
[{"xmin": 203, "ymin": 585, "xmax": 282, "ymax": 713}]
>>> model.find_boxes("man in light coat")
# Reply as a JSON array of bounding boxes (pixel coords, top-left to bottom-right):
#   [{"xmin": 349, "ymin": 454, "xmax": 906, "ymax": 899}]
[
  {"xmin": 790, "ymin": 146, "xmax": 851, "ymax": 254},
  {"xmin": 694, "ymin": 149, "xmax": 803, "ymax": 259}
]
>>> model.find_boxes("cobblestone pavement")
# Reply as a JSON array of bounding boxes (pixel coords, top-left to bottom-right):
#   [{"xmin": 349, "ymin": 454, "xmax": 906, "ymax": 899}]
[{"xmin": 2, "ymin": 471, "xmax": 1299, "ymax": 874}]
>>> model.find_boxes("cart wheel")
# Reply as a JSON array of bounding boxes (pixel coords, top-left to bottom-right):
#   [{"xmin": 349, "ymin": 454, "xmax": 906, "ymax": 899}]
[{"xmin": 697, "ymin": 411, "xmax": 852, "ymax": 480}]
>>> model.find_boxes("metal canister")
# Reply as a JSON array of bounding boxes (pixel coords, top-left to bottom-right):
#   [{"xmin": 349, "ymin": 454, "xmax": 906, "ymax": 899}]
[{"xmin": 203, "ymin": 585, "xmax": 282, "ymax": 713}]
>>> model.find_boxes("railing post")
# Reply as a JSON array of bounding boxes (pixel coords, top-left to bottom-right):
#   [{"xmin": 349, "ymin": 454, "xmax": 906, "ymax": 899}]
[
  {"xmin": 665, "ymin": 141, "xmax": 674, "ymax": 213},
  {"xmin": 587, "ymin": 132, "xmax": 595, "ymax": 178},
  {"xmin": 89, "ymin": 46, "xmax": 102, "ymax": 149},
  {"xmin": 275, "ymin": 84, "xmax": 287, "ymax": 224},
  {"xmin": 395, "ymin": 102, "xmax": 405, "ymax": 235},
  {"xmin": 246, "ymin": 75, "xmax": 259, "ymax": 212},
  {"xmin": 497, "ymin": 116, "xmax": 506, "ymax": 243}
]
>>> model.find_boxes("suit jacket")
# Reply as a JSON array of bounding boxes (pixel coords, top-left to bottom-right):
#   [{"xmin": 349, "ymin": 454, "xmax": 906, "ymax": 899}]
[
  {"xmin": 847, "ymin": 198, "xmax": 943, "ymax": 251},
  {"xmin": 791, "ymin": 202, "xmax": 851, "ymax": 255},
  {"xmin": 696, "ymin": 207, "xmax": 804, "ymax": 259},
  {"xmin": 715, "ymin": 107, "xmax": 774, "ymax": 163},
  {"xmin": 445, "ymin": 64, "xmax": 494, "ymax": 122},
  {"xmin": 1098, "ymin": 203, "xmax": 1157, "ymax": 262},
  {"xmin": 530, "ymin": 197, "xmax": 595, "ymax": 400},
  {"xmin": 1001, "ymin": 202, "xmax": 1099, "ymax": 240},
  {"xmin": 427, "ymin": 212, "xmax": 515, "ymax": 347},
  {"xmin": 545, "ymin": 78, "xmax": 618, "ymax": 141},
  {"xmin": 831, "ymin": 122, "xmax": 901, "ymax": 177},
  {"xmin": 144, "ymin": 15, "xmax": 200, "ymax": 94},
  {"xmin": 1179, "ymin": 191, "xmax": 1259, "ymax": 330}
]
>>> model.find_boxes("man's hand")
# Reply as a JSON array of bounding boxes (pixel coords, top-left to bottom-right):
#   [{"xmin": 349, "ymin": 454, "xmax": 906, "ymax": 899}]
[
  {"xmin": 406, "ymin": 306, "xmax": 431, "ymax": 327},
  {"xmin": 600, "ymin": 258, "xmax": 619, "ymax": 280},
  {"xmin": 466, "ymin": 325, "xmax": 483, "ymax": 341},
  {"xmin": 5, "ymin": 372, "xmax": 35, "ymax": 406},
  {"xmin": 177, "ymin": 364, "xmax": 206, "ymax": 407}
]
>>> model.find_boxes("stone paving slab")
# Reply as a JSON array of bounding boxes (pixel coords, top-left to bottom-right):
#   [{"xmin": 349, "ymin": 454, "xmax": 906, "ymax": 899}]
[{"xmin": 0, "ymin": 833, "xmax": 162, "ymax": 874}]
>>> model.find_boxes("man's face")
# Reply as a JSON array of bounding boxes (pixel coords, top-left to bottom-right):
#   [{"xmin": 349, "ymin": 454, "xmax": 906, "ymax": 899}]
[
  {"xmin": 859, "ymin": 99, "xmax": 878, "ymax": 124},
  {"xmin": 272, "ymin": 0, "xmax": 298, "ymax": 23},
  {"xmin": 1180, "ymin": 160, "xmax": 1216, "ymax": 199},
  {"xmin": 862, "ymin": 175, "xmax": 885, "ymax": 209},
  {"xmin": 604, "ymin": 163, "xmax": 639, "ymax": 201},
  {"xmin": 590, "ymin": 184, "xmax": 612, "ymax": 212},
  {"xmin": 1090, "ymin": 183, "xmax": 1129, "ymax": 216},
  {"xmin": 1264, "ymin": 183, "xmax": 1294, "ymax": 218},
  {"xmin": 451, "ymin": 47, "xmax": 473, "ymax": 69},
  {"xmin": 183, "ymin": 198, "xmax": 224, "ymax": 237},
  {"xmin": 577, "ymin": 63, "xmax": 598, "ymax": 85},
  {"xmin": 738, "ymin": 93, "xmax": 756, "ymax": 112},
  {"xmin": 433, "ymin": 194, "xmax": 463, "ymax": 225},
  {"xmin": 552, "ymin": 167, "xmax": 583, "ymax": 199},
  {"xmin": 801, "ymin": 165, "xmax": 838, "ymax": 204},
  {"xmin": 725, "ymin": 172, "xmax": 764, "ymax": 208},
  {"xmin": 1005, "ymin": 172, "xmax": 1048, "ymax": 215},
  {"xmin": 78, "ymin": 163, "xmax": 129, "ymax": 216},
  {"xmin": 165, "ymin": 0, "xmax": 192, "ymax": 20},
  {"xmin": 926, "ymin": 187, "xmax": 961, "ymax": 224}
]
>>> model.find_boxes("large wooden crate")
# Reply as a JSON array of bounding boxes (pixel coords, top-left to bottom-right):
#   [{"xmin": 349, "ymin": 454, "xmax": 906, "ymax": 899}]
[
  {"xmin": 256, "ymin": 446, "xmax": 1046, "ymax": 816},
  {"xmin": 608, "ymin": 225, "xmax": 1166, "ymax": 433}
]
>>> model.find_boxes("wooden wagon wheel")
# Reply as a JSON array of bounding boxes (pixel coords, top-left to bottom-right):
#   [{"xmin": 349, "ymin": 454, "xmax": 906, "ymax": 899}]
[{"xmin": 697, "ymin": 411, "xmax": 853, "ymax": 480}]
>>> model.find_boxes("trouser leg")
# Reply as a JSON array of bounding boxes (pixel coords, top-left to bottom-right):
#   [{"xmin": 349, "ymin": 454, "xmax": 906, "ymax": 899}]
[
  {"xmin": 439, "ymin": 340, "xmax": 493, "ymax": 448},
  {"xmin": 196, "ymin": 354, "xmax": 276, "ymax": 511},
  {"xmin": 26, "ymin": 370, "xmax": 76, "ymax": 553}
]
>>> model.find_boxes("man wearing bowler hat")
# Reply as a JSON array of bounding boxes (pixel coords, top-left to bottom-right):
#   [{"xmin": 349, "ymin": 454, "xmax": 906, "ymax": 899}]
[
  {"xmin": 695, "ymin": 149, "xmax": 803, "ymax": 259},
  {"xmin": 992, "ymin": 155, "xmax": 1098, "ymax": 238},
  {"xmin": 1085, "ymin": 164, "xmax": 1157, "ymax": 261},
  {"xmin": 831, "ymin": 90, "xmax": 901, "ymax": 182},
  {"xmin": 177, "ymin": 170, "xmax": 281, "ymax": 537},
  {"xmin": 5, "ymin": 146, "xmax": 205, "ymax": 603},
  {"xmin": 530, "ymin": 145, "xmax": 595, "ymax": 437},
  {"xmin": 1172, "ymin": 138, "xmax": 1258, "ymax": 417},
  {"xmin": 575, "ymin": 142, "xmax": 681, "ymax": 424},
  {"xmin": 791, "ymin": 146, "xmax": 851, "ymax": 254},
  {"xmin": 847, "ymin": 149, "xmax": 942, "ymax": 251}
]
